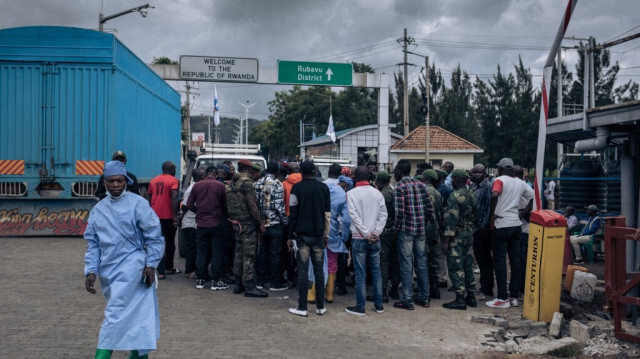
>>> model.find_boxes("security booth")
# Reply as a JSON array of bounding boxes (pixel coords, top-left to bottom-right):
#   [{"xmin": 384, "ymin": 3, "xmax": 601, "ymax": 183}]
[{"xmin": 523, "ymin": 210, "xmax": 567, "ymax": 323}]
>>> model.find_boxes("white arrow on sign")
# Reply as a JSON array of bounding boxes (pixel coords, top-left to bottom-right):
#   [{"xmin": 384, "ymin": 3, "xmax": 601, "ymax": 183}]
[{"xmin": 326, "ymin": 68, "xmax": 333, "ymax": 81}]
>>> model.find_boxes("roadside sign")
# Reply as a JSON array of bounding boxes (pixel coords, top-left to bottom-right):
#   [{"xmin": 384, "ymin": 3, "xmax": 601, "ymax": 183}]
[
  {"xmin": 179, "ymin": 56, "xmax": 258, "ymax": 82},
  {"xmin": 277, "ymin": 60, "xmax": 352, "ymax": 86}
]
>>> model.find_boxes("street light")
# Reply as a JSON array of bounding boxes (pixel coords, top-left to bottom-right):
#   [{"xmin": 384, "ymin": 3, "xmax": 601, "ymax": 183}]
[{"xmin": 99, "ymin": 4, "xmax": 154, "ymax": 32}]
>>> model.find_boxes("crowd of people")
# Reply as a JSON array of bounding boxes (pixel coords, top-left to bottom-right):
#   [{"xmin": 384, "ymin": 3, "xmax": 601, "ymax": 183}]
[
  {"xmin": 85, "ymin": 150, "xmax": 595, "ymax": 357},
  {"xmin": 158, "ymin": 156, "xmax": 543, "ymax": 314}
]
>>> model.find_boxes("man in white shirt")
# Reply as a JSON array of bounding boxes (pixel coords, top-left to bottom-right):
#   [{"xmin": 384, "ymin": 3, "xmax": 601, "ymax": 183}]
[
  {"xmin": 344, "ymin": 166, "xmax": 387, "ymax": 316},
  {"xmin": 544, "ymin": 180, "xmax": 556, "ymax": 210},
  {"xmin": 486, "ymin": 158, "xmax": 534, "ymax": 309}
]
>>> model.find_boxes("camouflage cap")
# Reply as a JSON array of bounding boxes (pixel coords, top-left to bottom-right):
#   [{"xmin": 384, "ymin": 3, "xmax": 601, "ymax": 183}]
[
  {"xmin": 251, "ymin": 163, "xmax": 263, "ymax": 171},
  {"xmin": 451, "ymin": 169, "xmax": 470, "ymax": 179},
  {"xmin": 375, "ymin": 171, "xmax": 392, "ymax": 180},
  {"xmin": 423, "ymin": 169, "xmax": 438, "ymax": 181},
  {"xmin": 435, "ymin": 169, "xmax": 448, "ymax": 178},
  {"xmin": 414, "ymin": 175, "xmax": 424, "ymax": 181}
]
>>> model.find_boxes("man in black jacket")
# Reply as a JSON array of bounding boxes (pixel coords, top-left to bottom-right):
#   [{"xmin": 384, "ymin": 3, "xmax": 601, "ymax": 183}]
[
  {"xmin": 95, "ymin": 151, "xmax": 141, "ymax": 199},
  {"xmin": 287, "ymin": 161, "xmax": 331, "ymax": 317}
]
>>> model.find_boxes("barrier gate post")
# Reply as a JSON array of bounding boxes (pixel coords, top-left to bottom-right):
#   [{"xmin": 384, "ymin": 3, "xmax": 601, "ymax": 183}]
[{"xmin": 523, "ymin": 210, "xmax": 567, "ymax": 322}]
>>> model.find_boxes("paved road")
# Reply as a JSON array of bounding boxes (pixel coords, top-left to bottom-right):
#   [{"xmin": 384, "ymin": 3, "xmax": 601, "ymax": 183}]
[{"xmin": 0, "ymin": 236, "xmax": 511, "ymax": 358}]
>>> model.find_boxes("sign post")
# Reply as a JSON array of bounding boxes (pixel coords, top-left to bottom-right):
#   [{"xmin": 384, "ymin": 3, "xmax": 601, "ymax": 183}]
[
  {"xmin": 179, "ymin": 56, "xmax": 259, "ymax": 82},
  {"xmin": 278, "ymin": 60, "xmax": 352, "ymax": 86}
]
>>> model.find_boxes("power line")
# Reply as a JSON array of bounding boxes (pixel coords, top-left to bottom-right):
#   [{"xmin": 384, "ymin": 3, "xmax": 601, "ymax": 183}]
[{"xmin": 606, "ymin": 24, "xmax": 640, "ymax": 42}]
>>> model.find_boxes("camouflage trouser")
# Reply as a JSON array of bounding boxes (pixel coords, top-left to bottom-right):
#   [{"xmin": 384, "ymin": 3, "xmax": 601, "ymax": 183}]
[
  {"xmin": 437, "ymin": 233, "xmax": 448, "ymax": 282},
  {"xmin": 232, "ymin": 220, "xmax": 258, "ymax": 286},
  {"xmin": 380, "ymin": 229, "xmax": 400, "ymax": 291},
  {"xmin": 425, "ymin": 229, "xmax": 440, "ymax": 284},
  {"xmin": 446, "ymin": 234, "xmax": 476, "ymax": 296}
]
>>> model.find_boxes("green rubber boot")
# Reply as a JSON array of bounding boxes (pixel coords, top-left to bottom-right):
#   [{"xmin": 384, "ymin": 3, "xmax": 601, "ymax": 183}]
[
  {"xmin": 128, "ymin": 350, "xmax": 149, "ymax": 359},
  {"xmin": 95, "ymin": 349, "xmax": 113, "ymax": 359}
]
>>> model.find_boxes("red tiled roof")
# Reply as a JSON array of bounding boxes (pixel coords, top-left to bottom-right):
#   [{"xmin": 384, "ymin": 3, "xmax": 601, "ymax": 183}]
[{"xmin": 390, "ymin": 126, "xmax": 483, "ymax": 152}]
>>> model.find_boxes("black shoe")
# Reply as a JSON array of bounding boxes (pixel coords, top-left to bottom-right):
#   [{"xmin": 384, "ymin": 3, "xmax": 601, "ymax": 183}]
[
  {"xmin": 393, "ymin": 301, "xmax": 414, "ymax": 310},
  {"xmin": 430, "ymin": 287, "xmax": 441, "ymax": 300},
  {"xmin": 466, "ymin": 292, "xmax": 477, "ymax": 308},
  {"xmin": 345, "ymin": 306, "xmax": 365, "ymax": 316},
  {"xmin": 366, "ymin": 294, "xmax": 389, "ymax": 303},
  {"xmin": 388, "ymin": 285, "xmax": 399, "ymax": 300},
  {"xmin": 443, "ymin": 294, "xmax": 467, "ymax": 310},
  {"xmin": 233, "ymin": 284, "xmax": 245, "ymax": 294},
  {"xmin": 336, "ymin": 287, "xmax": 348, "ymax": 296},
  {"xmin": 439, "ymin": 280, "xmax": 448, "ymax": 288},
  {"xmin": 373, "ymin": 304, "xmax": 384, "ymax": 313},
  {"xmin": 244, "ymin": 286, "xmax": 269, "ymax": 298},
  {"xmin": 415, "ymin": 298, "xmax": 430, "ymax": 308}
]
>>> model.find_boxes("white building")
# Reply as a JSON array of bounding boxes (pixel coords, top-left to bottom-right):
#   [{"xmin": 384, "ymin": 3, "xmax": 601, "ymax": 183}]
[{"xmin": 300, "ymin": 124, "xmax": 403, "ymax": 167}]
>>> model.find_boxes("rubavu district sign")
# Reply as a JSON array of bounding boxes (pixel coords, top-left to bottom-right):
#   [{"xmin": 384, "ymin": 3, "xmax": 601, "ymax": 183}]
[{"xmin": 277, "ymin": 60, "xmax": 353, "ymax": 86}]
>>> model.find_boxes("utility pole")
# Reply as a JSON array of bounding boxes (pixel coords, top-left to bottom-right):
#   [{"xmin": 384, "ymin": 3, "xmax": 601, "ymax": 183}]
[
  {"xmin": 425, "ymin": 56, "xmax": 430, "ymax": 163},
  {"xmin": 185, "ymin": 82, "xmax": 191, "ymax": 149},
  {"xmin": 401, "ymin": 28, "xmax": 415, "ymax": 136},
  {"xmin": 397, "ymin": 29, "xmax": 416, "ymax": 136}
]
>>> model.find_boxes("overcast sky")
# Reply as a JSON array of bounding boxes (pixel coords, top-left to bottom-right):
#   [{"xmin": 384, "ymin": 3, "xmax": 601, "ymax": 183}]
[{"xmin": 2, "ymin": 0, "xmax": 639, "ymax": 121}]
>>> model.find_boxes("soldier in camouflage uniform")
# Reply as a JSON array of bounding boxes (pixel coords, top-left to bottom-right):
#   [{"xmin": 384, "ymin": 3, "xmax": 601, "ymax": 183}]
[
  {"xmin": 371, "ymin": 171, "xmax": 399, "ymax": 302},
  {"xmin": 423, "ymin": 170, "xmax": 443, "ymax": 299},
  {"xmin": 227, "ymin": 159, "xmax": 268, "ymax": 298},
  {"xmin": 442, "ymin": 169, "xmax": 478, "ymax": 310}
]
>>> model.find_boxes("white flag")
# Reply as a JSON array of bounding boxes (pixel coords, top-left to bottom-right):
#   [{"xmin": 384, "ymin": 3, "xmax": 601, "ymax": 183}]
[
  {"xmin": 213, "ymin": 86, "xmax": 220, "ymax": 126},
  {"xmin": 326, "ymin": 114, "xmax": 336, "ymax": 143}
]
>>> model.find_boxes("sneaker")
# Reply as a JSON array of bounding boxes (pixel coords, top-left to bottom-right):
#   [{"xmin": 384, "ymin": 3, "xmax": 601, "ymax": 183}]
[
  {"xmin": 288, "ymin": 307, "xmax": 308, "ymax": 317},
  {"xmin": 345, "ymin": 306, "xmax": 365, "ymax": 316},
  {"xmin": 510, "ymin": 298, "xmax": 519, "ymax": 307},
  {"xmin": 373, "ymin": 304, "xmax": 384, "ymax": 313},
  {"xmin": 256, "ymin": 282, "xmax": 264, "ymax": 290},
  {"xmin": 316, "ymin": 308, "xmax": 327, "ymax": 315},
  {"xmin": 196, "ymin": 279, "xmax": 205, "ymax": 289},
  {"xmin": 473, "ymin": 268, "xmax": 481, "ymax": 274},
  {"xmin": 485, "ymin": 298, "xmax": 511, "ymax": 309},
  {"xmin": 211, "ymin": 280, "xmax": 229, "ymax": 291},
  {"xmin": 269, "ymin": 282, "xmax": 289, "ymax": 291},
  {"xmin": 574, "ymin": 259, "xmax": 585, "ymax": 265},
  {"xmin": 414, "ymin": 298, "xmax": 430, "ymax": 308}
]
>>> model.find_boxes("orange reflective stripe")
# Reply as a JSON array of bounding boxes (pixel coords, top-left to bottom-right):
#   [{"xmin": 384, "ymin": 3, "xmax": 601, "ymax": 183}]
[
  {"xmin": 0, "ymin": 160, "xmax": 25, "ymax": 175},
  {"xmin": 75, "ymin": 160, "xmax": 104, "ymax": 175}
]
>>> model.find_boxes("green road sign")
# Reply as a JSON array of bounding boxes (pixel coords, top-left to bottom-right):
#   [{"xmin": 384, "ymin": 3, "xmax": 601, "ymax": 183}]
[{"xmin": 277, "ymin": 61, "xmax": 353, "ymax": 86}]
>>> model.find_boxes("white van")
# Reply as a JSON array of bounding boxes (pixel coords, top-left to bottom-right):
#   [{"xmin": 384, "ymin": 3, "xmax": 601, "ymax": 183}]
[{"xmin": 195, "ymin": 144, "xmax": 267, "ymax": 172}]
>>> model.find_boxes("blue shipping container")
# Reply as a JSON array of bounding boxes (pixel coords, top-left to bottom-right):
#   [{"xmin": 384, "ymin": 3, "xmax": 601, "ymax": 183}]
[{"xmin": 0, "ymin": 26, "xmax": 181, "ymax": 236}]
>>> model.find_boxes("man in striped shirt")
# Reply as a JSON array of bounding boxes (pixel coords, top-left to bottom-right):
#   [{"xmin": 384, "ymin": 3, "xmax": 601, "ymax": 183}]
[{"xmin": 393, "ymin": 159, "xmax": 434, "ymax": 310}]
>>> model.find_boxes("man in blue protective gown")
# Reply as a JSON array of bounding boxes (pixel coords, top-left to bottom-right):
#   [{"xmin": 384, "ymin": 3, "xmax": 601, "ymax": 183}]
[{"xmin": 84, "ymin": 161, "xmax": 165, "ymax": 359}]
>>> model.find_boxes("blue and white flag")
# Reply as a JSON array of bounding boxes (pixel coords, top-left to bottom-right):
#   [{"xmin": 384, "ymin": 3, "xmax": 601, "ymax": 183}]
[
  {"xmin": 213, "ymin": 86, "xmax": 220, "ymax": 126},
  {"xmin": 326, "ymin": 114, "xmax": 336, "ymax": 143}
]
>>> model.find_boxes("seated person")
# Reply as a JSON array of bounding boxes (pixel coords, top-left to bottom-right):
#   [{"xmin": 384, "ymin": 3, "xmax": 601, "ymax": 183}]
[
  {"xmin": 570, "ymin": 205, "xmax": 603, "ymax": 264},
  {"xmin": 564, "ymin": 206, "xmax": 579, "ymax": 233}
]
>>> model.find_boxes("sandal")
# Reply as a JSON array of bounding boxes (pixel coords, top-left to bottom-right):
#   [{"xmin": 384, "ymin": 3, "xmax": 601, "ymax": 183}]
[
  {"xmin": 166, "ymin": 268, "xmax": 181, "ymax": 275},
  {"xmin": 157, "ymin": 274, "xmax": 166, "ymax": 280}
]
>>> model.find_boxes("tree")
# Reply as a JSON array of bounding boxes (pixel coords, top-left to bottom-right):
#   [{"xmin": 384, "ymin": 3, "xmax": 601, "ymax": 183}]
[
  {"xmin": 152, "ymin": 57, "xmax": 177, "ymax": 65},
  {"xmin": 512, "ymin": 57, "xmax": 540, "ymax": 168},
  {"xmin": 473, "ymin": 76, "xmax": 495, "ymax": 166},
  {"xmin": 438, "ymin": 64, "xmax": 479, "ymax": 145}
]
